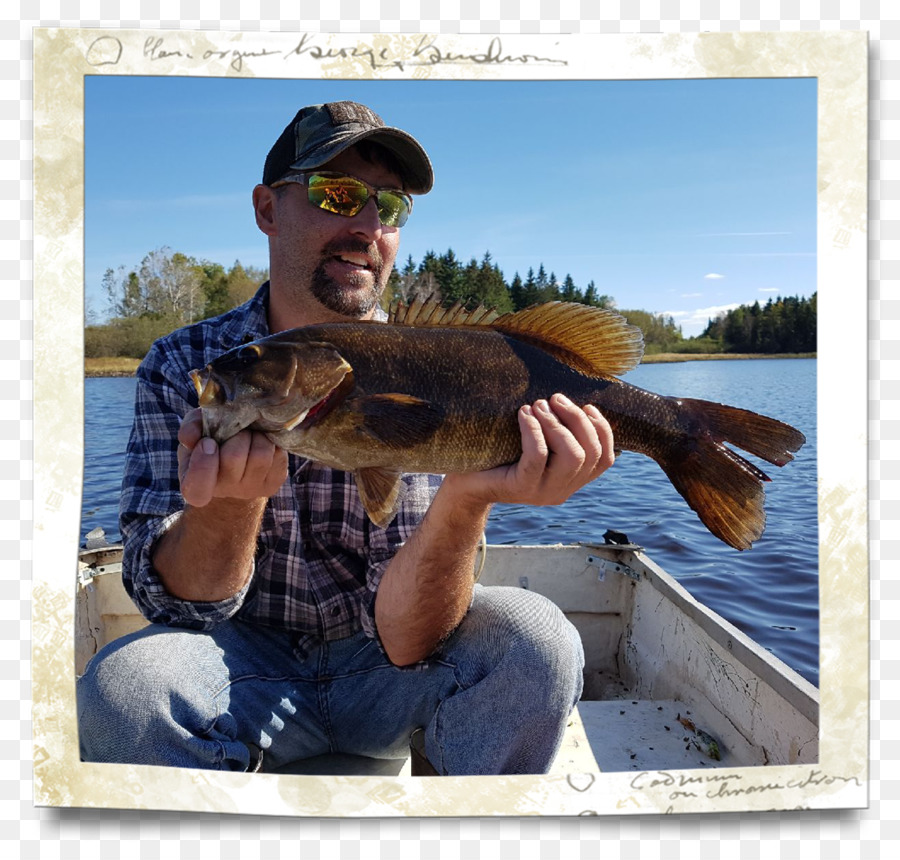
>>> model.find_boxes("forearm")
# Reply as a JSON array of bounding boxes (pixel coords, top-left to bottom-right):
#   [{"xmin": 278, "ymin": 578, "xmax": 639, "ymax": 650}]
[
  {"xmin": 151, "ymin": 497, "xmax": 267, "ymax": 602},
  {"xmin": 374, "ymin": 475, "xmax": 492, "ymax": 666},
  {"xmin": 375, "ymin": 396, "xmax": 616, "ymax": 666}
]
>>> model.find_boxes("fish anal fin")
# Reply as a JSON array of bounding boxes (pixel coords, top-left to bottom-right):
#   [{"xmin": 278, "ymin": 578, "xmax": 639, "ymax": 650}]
[
  {"xmin": 353, "ymin": 393, "xmax": 444, "ymax": 449},
  {"xmin": 356, "ymin": 468, "xmax": 406, "ymax": 529},
  {"xmin": 389, "ymin": 296, "xmax": 643, "ymax": 378}
]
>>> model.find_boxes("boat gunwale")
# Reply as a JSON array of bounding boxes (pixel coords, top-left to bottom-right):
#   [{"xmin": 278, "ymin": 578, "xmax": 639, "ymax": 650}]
[{"xmin": 620, "ymin": 546, "xmax": 819, "ymax": 725}]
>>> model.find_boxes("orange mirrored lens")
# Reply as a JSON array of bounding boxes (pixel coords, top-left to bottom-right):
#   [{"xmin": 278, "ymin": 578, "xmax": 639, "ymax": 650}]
[{"xmin": 306, "ymin": 174, "xmax": 410, "ymax": 227}]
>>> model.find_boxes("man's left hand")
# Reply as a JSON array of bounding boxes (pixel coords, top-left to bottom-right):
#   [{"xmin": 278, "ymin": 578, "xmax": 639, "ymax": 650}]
[{"xmin": 442, "ymin": 393, "xmax": 615, "ymax": 509}]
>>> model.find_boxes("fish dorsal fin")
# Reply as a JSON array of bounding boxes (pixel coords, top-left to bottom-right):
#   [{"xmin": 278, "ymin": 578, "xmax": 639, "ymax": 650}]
[
  {"xmin": 389, "ymin": 296, "xmax": 644, "ymax": 377},
  {"xmin": 389, "ymin": 294, "xmax": 501, "ymax": 328},
  {"xmin": 493, "ymin": 302, "xmax": 644, "ymax": 376}
]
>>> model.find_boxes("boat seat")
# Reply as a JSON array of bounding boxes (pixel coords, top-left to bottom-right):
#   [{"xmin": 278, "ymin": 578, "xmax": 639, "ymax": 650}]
[
  {"xmin": 268, "ymin": 752, "xmax": 412, "ymax": 776},
  {"xmin": 263, "ymin": 698, "xmax": 730, "ymax": 776},
  {"xmin": 263, "ymin": 704, "xmax": 598, "ymax": 777}
]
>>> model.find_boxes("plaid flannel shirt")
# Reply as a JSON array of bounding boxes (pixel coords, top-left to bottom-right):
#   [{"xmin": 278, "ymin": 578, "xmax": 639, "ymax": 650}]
[{"xmin": 120, "ymin": 284, "xmax": 442, "ymax": 656}]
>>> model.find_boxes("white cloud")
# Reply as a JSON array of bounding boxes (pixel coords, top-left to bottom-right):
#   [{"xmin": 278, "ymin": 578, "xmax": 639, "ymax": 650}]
[
  {"xmin": 681, "ymin": 292, "xmax": 702, "ymax": 298},
  {"xmin": 660, "ymin": 302, "xmax": 742, "ymax": 338},
  {"xmin": 759, "ymin": 287, "xmax": 779, "ymax": 292},
  {"xmin": 704, "ymin": 273, "xmax": 725, "ymax": 280}
]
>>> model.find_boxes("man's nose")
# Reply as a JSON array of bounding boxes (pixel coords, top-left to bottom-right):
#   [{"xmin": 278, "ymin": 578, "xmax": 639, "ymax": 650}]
[{"xmin": 349, "ymin": 197, "xmax": 385, "ymax": 240}]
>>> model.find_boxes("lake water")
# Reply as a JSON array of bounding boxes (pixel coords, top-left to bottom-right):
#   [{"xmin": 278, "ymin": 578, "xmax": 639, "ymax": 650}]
[{"xmin": 81, "ymin": 359, "xmax": 818, "ymax": 685}]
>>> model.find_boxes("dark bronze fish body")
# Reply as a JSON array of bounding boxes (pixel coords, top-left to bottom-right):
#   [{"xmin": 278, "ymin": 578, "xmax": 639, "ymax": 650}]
[{"xmin": 191, "ymin": 299, "xmax": 806, "ymax": 550}]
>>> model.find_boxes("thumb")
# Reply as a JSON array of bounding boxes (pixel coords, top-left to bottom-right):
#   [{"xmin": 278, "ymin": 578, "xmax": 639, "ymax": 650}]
[{"xmin": 180, "ymin": 437, "xmax": 219, "ymax": 507}]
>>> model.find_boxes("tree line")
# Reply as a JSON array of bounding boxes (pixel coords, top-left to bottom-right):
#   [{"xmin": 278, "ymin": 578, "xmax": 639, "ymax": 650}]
[
  {"xmin": 87, "ymin": 245, "xmax": 815, "ymax": 359},
  {"xmin": 86, "ymin": 248, "xmax": 268, "ymax": 358},
  {"xmin": 386, "ymin": 249, "xmax": 686, "ymax": 355},
  {"xmin": 699, "ymin": 293, "xmax": 817, "ymax": 354}
]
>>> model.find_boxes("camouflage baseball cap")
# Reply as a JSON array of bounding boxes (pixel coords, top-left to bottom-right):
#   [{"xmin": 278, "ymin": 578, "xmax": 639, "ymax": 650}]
[{"xmin": 262, "ymin": 100, "xmax": 433, "ymax": 194}]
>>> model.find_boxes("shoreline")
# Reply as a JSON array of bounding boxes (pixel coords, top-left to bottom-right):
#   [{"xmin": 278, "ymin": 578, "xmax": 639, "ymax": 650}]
[
  {"xmin": 640, "ymin": 352, "xmax": 816, "ymax": 364},
  {"xmin": 85, "ymin": 353, "xmax": 816, "ymax": 378}
]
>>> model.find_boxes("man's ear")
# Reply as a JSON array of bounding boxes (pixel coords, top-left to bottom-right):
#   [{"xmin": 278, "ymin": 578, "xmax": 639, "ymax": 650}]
[{"xmin": 253, "ymin": 184, "xmax": 278, "ymax": 237}]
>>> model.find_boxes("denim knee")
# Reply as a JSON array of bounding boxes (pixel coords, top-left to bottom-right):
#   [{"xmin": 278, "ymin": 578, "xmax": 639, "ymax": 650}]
[
  {"xmin": 425, "ymin": 585, "xmax": 585, "ymax": 774},
  {"xmin": 447, "ymin": 585, "xmax": 585, "ymax": 709},
  {"xmin": 77, "ymin": 626, "xmax": 230, "ymax": 767}
]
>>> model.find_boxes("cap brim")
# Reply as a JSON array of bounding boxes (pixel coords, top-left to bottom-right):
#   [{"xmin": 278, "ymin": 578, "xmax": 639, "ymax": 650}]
[{"xmin": 289, "ymin": 126, "xmax": 433, "ymax": 195}]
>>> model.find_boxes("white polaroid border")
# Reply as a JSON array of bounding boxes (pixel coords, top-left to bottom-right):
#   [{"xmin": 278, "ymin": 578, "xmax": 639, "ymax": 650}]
[{"xmin": 32, "ymin": 28, "xmax": 868, "ymax": 817}]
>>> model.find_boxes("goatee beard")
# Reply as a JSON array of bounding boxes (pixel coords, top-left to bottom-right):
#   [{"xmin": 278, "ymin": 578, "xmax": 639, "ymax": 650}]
[{"xmin": 310, "ymin": 240, "xmax": 384, "ymax": 318}]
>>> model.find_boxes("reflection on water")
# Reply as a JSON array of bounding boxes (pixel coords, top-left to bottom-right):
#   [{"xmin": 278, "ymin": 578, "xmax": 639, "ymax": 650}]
[{"xmin": 82, "ymin": 359, "xmax": 818, "ymax": 685}]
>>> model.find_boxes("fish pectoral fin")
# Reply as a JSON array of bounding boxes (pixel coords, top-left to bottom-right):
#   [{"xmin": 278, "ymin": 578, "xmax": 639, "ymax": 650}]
[
  {"xmin": 356, "ymin": 468, "xmax": 406, "ymax": 529},
  {"xmin": 354, "ymin": 393, "xmax": 444, "ymax": 449}
]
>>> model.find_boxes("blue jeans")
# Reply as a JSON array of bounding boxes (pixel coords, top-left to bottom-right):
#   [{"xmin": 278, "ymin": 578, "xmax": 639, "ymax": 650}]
[{"xmin": 77, "ymin": 585, "xmax": 584, "ymax": 775}]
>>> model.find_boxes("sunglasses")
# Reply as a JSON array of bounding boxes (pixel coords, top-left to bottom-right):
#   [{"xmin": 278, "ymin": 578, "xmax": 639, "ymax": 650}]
[{"xmin": 270, "ymin": 171, "xmax": 413, "ymax": 228}]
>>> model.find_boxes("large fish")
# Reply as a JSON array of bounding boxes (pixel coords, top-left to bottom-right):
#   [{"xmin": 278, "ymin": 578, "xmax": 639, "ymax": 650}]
[{"xmin": 190, "ymin": 297, "xmax": 806, "ymax": 550}]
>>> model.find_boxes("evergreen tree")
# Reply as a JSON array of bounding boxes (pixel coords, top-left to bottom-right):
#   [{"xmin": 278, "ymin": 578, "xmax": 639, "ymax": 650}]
[
  {"xmin": 437, "ymin": 248, "xmax": 465, "ymax": 304},
  {"xmin": 417, "ymin": 250, "xmax": 442, "ymax": 300},
  {"xmin": 546, "ymin": 271, "xmax": 560, "ymax": 302},
  {"xmin": 509, "ymin": 272, "xmax": 526, "ymax": 310},
  {"xmin": 560, "ymin": 274, "xmax": 580, "ymax": 302},
  {"xmin": 700, "ymin": 293, "xmax": 816, "ymax": 353},
  {"xmin": 474, "ymin": 251, "xmax": 512, "ymax": 312},
  {"xmin": 521, "ymin": 267, "xmax": 542, "ymax": 307}
]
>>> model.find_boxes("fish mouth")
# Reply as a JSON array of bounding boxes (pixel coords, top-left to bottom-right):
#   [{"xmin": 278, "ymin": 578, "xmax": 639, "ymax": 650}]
[{"xmin": 190, "ymin": 368, "xmax": 225, "ymax": 406}]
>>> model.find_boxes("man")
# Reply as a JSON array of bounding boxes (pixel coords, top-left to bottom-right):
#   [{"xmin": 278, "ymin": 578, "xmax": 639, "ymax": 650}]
[{"xmin": 77, "ymin": 101, "xmax": 616, "ymax": 775}]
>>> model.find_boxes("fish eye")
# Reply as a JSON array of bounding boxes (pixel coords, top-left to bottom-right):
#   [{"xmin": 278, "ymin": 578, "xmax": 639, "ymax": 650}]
[{"xmin": 237, "ymin": 344, "xmax": 261, "ymax": 362}]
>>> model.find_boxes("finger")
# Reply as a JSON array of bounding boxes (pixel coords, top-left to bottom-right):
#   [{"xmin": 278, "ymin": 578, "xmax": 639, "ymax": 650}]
[
  {"xmin": 264, "ymin": 446, "xmax": 290, "ymax": 496},
  {"xmin": 583, "ymin": 404, "xmax": 615, "ymax": 476},
  {"xmin": 514, "ymin": 403, "xmax": 550, "ymax": 487},
  {"xmin": 178, "ymin": 408, "xmax": 205, "ymax": 450},
  {"xmin": 241, "ymin": 432, "xmax": 286, "ymax": 489},
  {"xmin": 180, "ymin": 437, "xmax": 219, "ymax": 507},
  {"xmin": 531, "ymin": 396, "xmax": 586, "ymax": 476},
  {"xmin": 216, "ymin": 431, "xmax": 253, "ymax": 486},
  {"xmin": 547, "ymin": 394, "xmax": 609, "ymax": 475}
]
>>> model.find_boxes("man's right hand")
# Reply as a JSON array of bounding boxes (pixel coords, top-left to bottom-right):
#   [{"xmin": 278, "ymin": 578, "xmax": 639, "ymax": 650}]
[
  {"xmin": 176, "ymin": 408, "xmax": 289, "ymax": 508},
  {"xmin": 150, "ymin": 409, "xmax": 289, "ymax": 602}
]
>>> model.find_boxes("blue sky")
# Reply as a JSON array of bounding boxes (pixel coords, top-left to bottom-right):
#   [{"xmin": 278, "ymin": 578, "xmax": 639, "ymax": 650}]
[{"xmin": 85, "ymin": 75, "xmax": 816, "ymax": 338}]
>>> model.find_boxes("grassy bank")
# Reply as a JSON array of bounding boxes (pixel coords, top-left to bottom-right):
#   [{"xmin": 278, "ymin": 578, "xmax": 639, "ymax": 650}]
[
  {"xmin": 85, "ymin": 357, "xmax": 142, "ymax": 377},
  {"xmin": 641, "ymin": 352, "xmax": 816, "ymax": 364}
]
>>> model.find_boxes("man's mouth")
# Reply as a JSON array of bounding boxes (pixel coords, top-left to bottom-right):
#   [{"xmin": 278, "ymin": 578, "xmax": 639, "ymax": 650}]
[{"xmin": 335, "ymin": 252, "xmax": 371, "ymax": 270}]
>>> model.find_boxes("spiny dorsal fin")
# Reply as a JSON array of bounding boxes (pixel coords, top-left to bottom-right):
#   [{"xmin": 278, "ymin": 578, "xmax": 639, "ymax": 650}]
[
  {"xmin": 389, "ymin": 294, "xmax": 500, "ymax": 328},
  {"xmin": 388, "ymin": 295, "xmax": 644, "ymax": 377}
]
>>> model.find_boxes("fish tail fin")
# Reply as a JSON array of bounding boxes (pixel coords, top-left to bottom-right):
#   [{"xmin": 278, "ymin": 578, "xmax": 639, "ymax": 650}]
[
  {"xmin": 678, "ymin": 398, "xmax": 806, "ymax": 468},
  {"xmin": 653, "ymin": 399, "xmax": 806, "ymax": 551}
]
